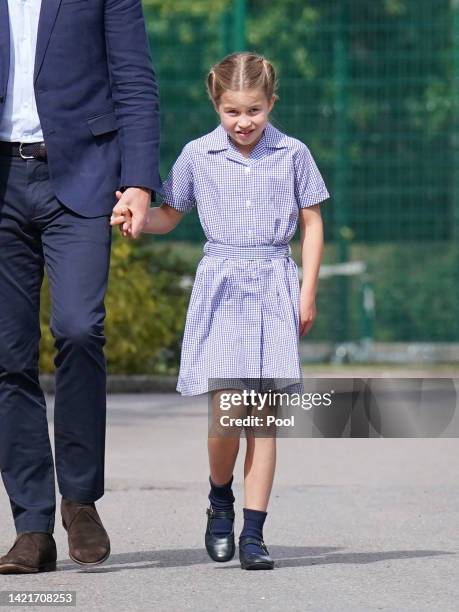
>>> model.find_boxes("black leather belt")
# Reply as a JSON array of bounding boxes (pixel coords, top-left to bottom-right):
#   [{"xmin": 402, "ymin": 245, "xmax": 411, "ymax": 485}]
[{"xmin": 0, "ymin": 141, "xmax": 47, "ymax": 160}]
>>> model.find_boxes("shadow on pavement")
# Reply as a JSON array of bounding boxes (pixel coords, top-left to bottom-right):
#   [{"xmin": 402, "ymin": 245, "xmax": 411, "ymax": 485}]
[{"xmin": 55, "ymin": 546, "xmax": 455, "ymax": 572}]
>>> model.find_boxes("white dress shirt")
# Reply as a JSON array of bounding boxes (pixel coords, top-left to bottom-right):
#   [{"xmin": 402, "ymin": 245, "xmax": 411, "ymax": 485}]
[{"xmin": 0, "ymin": 0, "xmax": 43, "ymax": 142}]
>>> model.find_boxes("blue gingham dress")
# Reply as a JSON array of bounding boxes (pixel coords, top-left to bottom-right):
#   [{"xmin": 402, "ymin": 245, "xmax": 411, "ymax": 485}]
[{"xmin": 161, "ymin": 122, "xmax": 330, "ymax": 396}]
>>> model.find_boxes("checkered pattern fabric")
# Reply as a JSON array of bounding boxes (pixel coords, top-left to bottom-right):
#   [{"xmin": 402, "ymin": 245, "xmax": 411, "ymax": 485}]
[{"xmin": 161, "ymin": 122, "xmax": 330, "ymax": 395}]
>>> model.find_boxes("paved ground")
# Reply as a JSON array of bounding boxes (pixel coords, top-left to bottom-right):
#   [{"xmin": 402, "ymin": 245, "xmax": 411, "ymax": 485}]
[{"xmin": 0, "ymin": 392, "xmax": 458, "ymax": 611}]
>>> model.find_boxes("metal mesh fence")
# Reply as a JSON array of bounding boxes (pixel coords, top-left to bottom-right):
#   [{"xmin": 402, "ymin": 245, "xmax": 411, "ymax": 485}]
[{"xmin": 142, "ymin": 0, "xmax": 459, "ymax": 344}]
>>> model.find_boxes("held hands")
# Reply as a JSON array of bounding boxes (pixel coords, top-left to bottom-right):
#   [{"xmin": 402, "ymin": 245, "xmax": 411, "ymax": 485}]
[
  {"xmin": 299, "ymin": 289, "xmax": 317, "ymax": 337},
  {"xmin": 110, "ymin": 187, "xmax": 151, "ymax": 238},
  {"xmin": 110, "ymin": 192, "xmax": 132, "ymax": 237}
]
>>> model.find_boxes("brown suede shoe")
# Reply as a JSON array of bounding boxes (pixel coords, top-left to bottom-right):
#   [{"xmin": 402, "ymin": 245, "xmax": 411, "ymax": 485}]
[
  {"xmin": 0, "ymin": 533, "xmax": 56, "ymax": 574},
  {"xmin": 61, "ymin": 498, "xmax": 110, "ymax": 566}
]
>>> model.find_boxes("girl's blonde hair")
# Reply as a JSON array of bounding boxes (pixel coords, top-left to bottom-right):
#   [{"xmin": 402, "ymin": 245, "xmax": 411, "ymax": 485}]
[{"xmin": 207, "ymin": 52, "xmax": 278, "ymax": 106}]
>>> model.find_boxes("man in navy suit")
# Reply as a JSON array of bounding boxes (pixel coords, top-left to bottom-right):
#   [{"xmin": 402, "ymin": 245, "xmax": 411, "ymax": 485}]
[{"xmin": 0, "ymin": 0, "xmax": 161, "ymax": 573}]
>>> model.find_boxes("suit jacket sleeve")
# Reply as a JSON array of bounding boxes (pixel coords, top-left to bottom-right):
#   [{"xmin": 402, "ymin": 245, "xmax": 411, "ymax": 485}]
[{"xmin": 104, "ymin": 0, "xmax": 162, "ymax": 193}]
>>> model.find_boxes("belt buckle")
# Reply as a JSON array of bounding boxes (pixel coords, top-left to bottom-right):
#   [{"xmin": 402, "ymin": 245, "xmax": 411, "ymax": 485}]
[{"xmin": 19, "ymin": 142, "xmax": 36, "ymax": 160}]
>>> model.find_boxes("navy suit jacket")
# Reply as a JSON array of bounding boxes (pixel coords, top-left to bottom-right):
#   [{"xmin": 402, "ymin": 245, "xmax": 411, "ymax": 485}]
[{"xmin": 0, "ymin": 0, "xmax": 161, "ymax": 217}]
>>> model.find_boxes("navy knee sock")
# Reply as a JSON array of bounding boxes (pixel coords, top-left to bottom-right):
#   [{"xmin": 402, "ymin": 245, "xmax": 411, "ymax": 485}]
[
  {"xmin": 239, "ymin": 507, "xmax": 268, "ymax": 555},
  {"xmin": 208, "ymin": 475, "xmax": 235, "ymax": 537}
]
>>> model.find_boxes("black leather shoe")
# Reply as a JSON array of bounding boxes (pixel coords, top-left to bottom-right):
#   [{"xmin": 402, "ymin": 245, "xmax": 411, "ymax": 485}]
[
  {"xmin": 0, "ymin": 533, "xmax": 57, "ymax": 574},
  {"xmin": 239, "ymin": 537, "xmax": 274, "ymax": 570},
  {"xmin": 205, "ymin": 507, "xmax": 235, "ymax": 562}
]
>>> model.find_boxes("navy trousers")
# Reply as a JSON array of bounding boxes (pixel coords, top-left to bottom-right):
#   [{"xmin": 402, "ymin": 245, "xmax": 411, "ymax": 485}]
[{"xmin": 0, "ymin": 155, "xmax": 111, "ymax": 534}]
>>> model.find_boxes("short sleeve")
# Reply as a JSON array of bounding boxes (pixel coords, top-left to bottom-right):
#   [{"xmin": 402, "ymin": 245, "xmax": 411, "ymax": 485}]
[
  {"xmin": 294, "ymin": 144, "xmax": 330, "ymax": 208},
  {"xmin": 160, "ymin": 144, "xmax": 196, "ymax": 213}
]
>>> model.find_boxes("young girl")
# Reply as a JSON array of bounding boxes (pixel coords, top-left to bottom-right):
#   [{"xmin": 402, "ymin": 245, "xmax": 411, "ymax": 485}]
[{"xmin": 111, "ymin": 52, "xmax": 329, "ymax": 570}]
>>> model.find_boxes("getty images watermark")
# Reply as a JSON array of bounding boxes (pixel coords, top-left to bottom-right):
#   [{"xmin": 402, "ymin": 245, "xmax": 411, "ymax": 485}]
[
  {"xmin": 207, "ymin": 377, "xmax": 459, "ymax": 438},
  {"xmin": 217, "ymin": 388, "xmax": 333, "ymax": 427}
]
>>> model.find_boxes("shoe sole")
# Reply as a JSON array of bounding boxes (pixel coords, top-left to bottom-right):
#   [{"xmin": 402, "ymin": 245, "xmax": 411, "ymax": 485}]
[
  {"xmin": 0, "ymin": 562, "xmax": 56, "ymax": 574},
  {"xmin": 68, "ymin": 547, "xmax": 111, "ymax": 567},
  {"xmin": 240, "ymin": 561, "xmax": 274, "ymax": 570}
]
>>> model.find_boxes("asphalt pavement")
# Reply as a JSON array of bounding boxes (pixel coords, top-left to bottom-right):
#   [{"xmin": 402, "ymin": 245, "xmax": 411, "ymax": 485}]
[{"xmin": 0, "ymin": 392, "xmax": 458, "ymax": 611}]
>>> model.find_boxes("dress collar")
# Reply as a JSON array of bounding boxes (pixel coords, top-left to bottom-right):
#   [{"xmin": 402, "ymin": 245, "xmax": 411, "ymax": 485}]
[{"xmin": 206, "ymin": 122, "xmax": 289, "ymax": 154}]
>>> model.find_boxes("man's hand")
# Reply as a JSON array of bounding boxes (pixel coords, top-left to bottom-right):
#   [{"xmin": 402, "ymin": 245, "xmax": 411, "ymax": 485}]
[{"xmin": 114, "ymin": 187, "xmax": 151, "ymax": 239}]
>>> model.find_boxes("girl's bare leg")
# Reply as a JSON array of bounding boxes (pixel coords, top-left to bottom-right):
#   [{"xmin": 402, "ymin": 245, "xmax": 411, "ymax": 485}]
[
  {"xmin": 243, "ymin": 435, "xmax": 276, "ymax": 510},
  {"xmin": 208, "ymin": 389, "xmax": 243, "ymax": 484}
]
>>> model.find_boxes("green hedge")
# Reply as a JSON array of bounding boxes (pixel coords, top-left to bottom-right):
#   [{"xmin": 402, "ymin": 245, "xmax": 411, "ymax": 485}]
[{"xmin": 39, "ymin": 235, "xmax": 197, "ymax": 375}]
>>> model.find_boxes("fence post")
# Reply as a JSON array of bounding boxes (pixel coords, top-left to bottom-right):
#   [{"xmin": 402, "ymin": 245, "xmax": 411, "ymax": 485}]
[
  {"xmin": 333, "ymin": 1, "xmax": 351, "ymax": 345},
  {"xmin": 360, "ymin": 273, "xmax": 375, "ymax": 356},
  {"xmin": 220, "ymin": 0, "xmax": 246, "ymax": 56},
  {"xmin": 233, "ymin": 0, "xmax": 246, "ymax": 52},
  {"xmin": 453, "ymin": 0, "xmax": 459, "ymax": 341}
]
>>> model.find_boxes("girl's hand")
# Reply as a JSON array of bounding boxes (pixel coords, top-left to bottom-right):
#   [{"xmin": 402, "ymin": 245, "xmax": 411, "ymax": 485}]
[
  {"xmin": 299, "ymin": 290, "xmax": 317, "ymax": 337},
  {"xmin": 110, "ymin": 191, "xmax": 133, "ymax": 237},
  {"xmin": 114, "ymin": 187, "xmax": 151, "ymax": 239}
]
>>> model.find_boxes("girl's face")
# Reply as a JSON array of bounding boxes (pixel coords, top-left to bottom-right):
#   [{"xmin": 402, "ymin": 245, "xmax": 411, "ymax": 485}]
[{"xmin": 215, "ymin": 88, "xmax": 276, "ymax": 155}]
